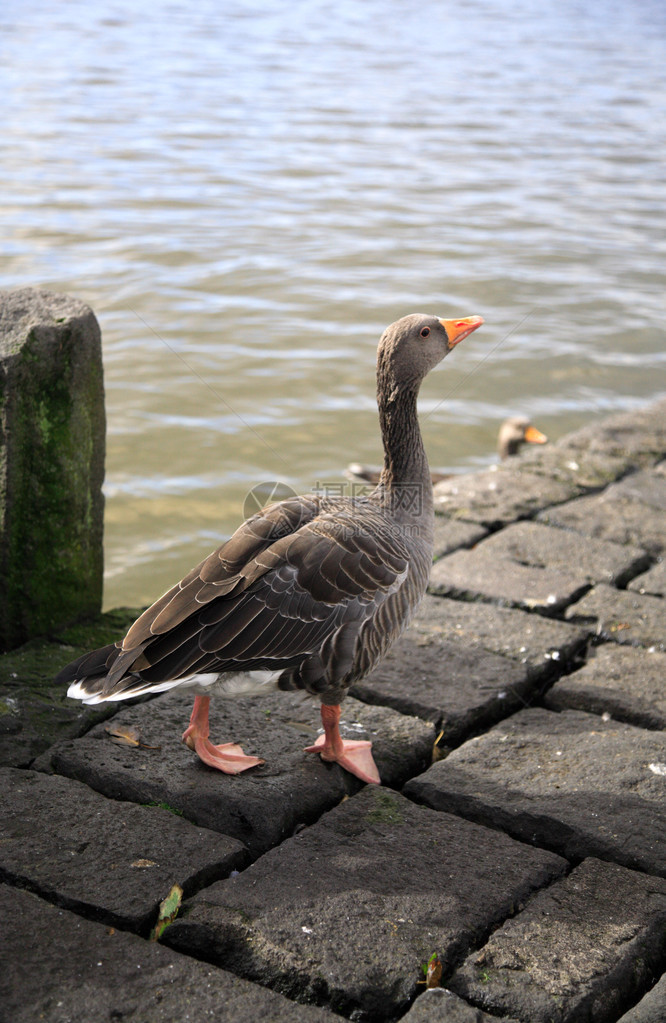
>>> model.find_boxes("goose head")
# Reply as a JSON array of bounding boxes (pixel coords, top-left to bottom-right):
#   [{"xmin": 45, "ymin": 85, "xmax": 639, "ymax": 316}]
[{"xmin": 377, "ymin": 313, "xmax": 484, "ymax": 397}]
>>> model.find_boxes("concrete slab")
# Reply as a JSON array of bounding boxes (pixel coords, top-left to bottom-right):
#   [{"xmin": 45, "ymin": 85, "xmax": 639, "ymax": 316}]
[
  {"xmin": 0, "ymin": 767, "xmax": 246, "ymax": 933},
  {"xmin": 164, "ymin": 786, "xmax": 566, "ymax": 1021},
  {"xmin": 401, "ymin": 987, "xmax": 518, "ymax": 1022},
  {"xmin": 544, "ymin": 644, "xmax": 666, "ymax": 730},
  {"xmin": 616, "ymin": 974, "xmax": 666, "ymax": 1023},
  {"xmin": 411, "ymin": 594, "xmax": 589, "ymax": 677},
  {"xmin": 36, "ymin": 690, "xmax": 435, "ymax": 859},
  {"xmin": 449, "ymin": 858, "xmax": 666, "ymax": 1023},
  {"xmin": 565, "ymin": 584, "xmax": 665, "ymax": 650},
  {"xmin": 430, "ymin": 522, "xmax": 647, "ymax": 613},
  {"xmin": 404, "ymin": 707, "xmax": 666, "ymax": 877},
  {"xmin": 0, "ymin": 884, "xmax": 338, "ymax": 1023}
]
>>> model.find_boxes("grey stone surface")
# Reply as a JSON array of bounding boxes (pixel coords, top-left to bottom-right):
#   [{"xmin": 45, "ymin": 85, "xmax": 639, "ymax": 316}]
[
  {"xmin": 554, "ymin": 399, "xmax": 666, "ymax": 468},
  {"xmin": 0, "ymin": 767, "xmax": 246, "ymax": 932},
  {"xmin": 616, "ymin": 974, "xmax": 666, "ymax": 1023},
  {"xmin": 537, "ymin": 471, "xmax": 666, "ymax": 555},
  {"xmin": 449, "ymin": 858, "xmax": 666, "ymax": 1023},
  {"xmin": 351, "ymin": 635, "xmax": 532, "ymax": 750},
  {"xmin": 0, "ymin": 288, "xmax": 105, "ymax": 650},
  {"xmin": 544, "ymin": 644, "xmax": 666, "ymax": 730},
  {"xmin": 565, "ymin": 583, "xmax": 665, "ymax": 650},
  {"xmin": 628, "ymin": 558, "xmax": 666, "ymax": 596},
  {"xmin": 430, "ymin": 521, "xmax": 647, "ymax": 613},
  {"xmin": 401, "ymin": 987, "xmax": 518, "ymax": 1022},
  {"xmin": 165, "ymin": 786, "xmax": 566, "ymax": 1021},
  {"xmin": 432, "ymin": 516, "xmax": 487, "ymax": 560},
  {"xmin": 411, "ymin": 594, "xmax": 589, "ymax": 677},
  {"xmin": 512, "ymin": 442, "xmax": 633, "ymax": 489},
  {"xmin": 36, "ymin": 689, "xmax": 435, "ymax": 858},
  {"xmin": 404, "ymin": 707, "xmax": 666, "ymax": 876},
  {"xmin": 604, "ymin": 468, "xmax": 666, "ymax": 509},
  {"xmin": 0, "ymin": 884, "xmax": 338, "ymax": 1023},
  {"xmin": 432, "ymin": 466, "xmax": 574, "ymax": 527}
]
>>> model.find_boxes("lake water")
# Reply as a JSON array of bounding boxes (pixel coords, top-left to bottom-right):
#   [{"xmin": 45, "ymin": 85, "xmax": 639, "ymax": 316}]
[{"xmin": 2, "ymin": 0, "xmax": 665, "ymax": 609}]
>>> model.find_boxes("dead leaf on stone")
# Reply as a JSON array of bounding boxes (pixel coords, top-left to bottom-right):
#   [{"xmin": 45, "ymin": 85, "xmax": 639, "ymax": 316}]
[
  {"xmin": 131, "ymin": 858, "xmax": 157, "ymax": 868},
  {"xmin": 432, "ymin": 730, "xmax": 446, "ymax": 763},
  {"xmin": 150, "ymin": 883, "xmax": 183, "ymax": 942},
  {"xmin": 418, "ymin": 952, "xmax": 442, "ymax": 987},
  {"xmin": 426, "ymin": 954, "xmax": 443, "ymax": 988},
  {"xmin": 105, "ymin": 724, "xmax": 160, "ymax": 750}
]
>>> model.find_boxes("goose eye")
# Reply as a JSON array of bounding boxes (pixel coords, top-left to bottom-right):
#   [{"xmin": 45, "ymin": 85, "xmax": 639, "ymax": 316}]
[{"xmin": 420, "ymin": 326, "xmax": 431, "ymax": 338}]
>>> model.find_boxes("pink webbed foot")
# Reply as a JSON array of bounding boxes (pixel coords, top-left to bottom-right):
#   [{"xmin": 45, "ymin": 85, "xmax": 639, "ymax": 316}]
[
  {"xmin": 182, "ymin": 695, "xmax": 264, "ymax": 775},
  {"xmin": 304, "ymin": 704, "xmax": 381, "ymax": 785}
]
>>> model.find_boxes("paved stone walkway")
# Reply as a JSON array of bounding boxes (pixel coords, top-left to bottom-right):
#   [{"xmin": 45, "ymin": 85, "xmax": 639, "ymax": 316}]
[{"xmin": 1, "ymin": 400, "xmax": 665, "ymax": 1023}]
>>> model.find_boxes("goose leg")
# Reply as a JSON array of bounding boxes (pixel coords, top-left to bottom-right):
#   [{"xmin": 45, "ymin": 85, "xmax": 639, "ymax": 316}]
[
  {"xmin": 304, "ymin": 704, "xmax": 380, "ymax": 784},
  {"xmin": 182, "ymin": 695, "xmax": 264, "ymax": 774}
]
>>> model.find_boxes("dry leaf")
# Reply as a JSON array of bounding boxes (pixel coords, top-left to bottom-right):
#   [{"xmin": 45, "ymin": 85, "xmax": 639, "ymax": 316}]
[
  {"xmin": 105, "ymin": 724, "xmax": 160, "ymax": 750},
  {"xmin": 150, "ymin": 884, "xmax": 183, "ymax": 942},
  {"xmin": 105, "ymin": 724, "xmax": 141, "ymax": 746},
  {"xmin": 426, "ymin": 954, "xmax": 442, "ymax": 988},
  {"xmin": 131, "ymin": 859, "xmax": 157, "ymax": 868}
]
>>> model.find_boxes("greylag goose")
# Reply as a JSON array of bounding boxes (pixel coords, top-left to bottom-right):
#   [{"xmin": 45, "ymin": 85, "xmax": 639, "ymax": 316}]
[
  {"xmin": 345, "ymin": 416, "xmax": 547, "ymax": 487},
  {"xmin": 59, "ymin": 313, "xmax": 483, "ymax": 784}
]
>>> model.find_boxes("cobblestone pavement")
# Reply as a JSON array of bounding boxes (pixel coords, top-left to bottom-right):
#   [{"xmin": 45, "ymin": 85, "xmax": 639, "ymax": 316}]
[{"xmin": 2, "ymin": 400, "xmax": 665, "ymax": 1023}]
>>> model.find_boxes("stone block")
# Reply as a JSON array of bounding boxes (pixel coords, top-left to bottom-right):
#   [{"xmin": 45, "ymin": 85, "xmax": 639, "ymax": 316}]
[
  {"xmin": 607, "ymin": 469, "xmax": 666, "ymax": 509},
  {"xmin": 404, "ymin": 707, "xmax": 666, "ymax": 876},
  {"xmin": 0, "ymin": 884, "xmax": 337, "ymax": 1023},
  {"xmin": 449, "ymin": 858, "xmax": 666, "ymax": 1023},
  {"xmin": 432, "ymin": 516, "xmax": 487, "ymax": 560},
  {"xmin": 513, "ymin": 443, "xmax": 631, "ymax": 489},
  {"xmin": 544, "ymin": 644, "xmax": 666, "ymax": 730},
  {"xmin": 411, "ymin": 594, "xmax": 589, "ymax": 676},
  {"xmin": 0, "ymin": 288, "xmax": 105, "ymax": 649},
  {"xmin": 401, "ymin": 987, "xmax": 518, "ymax": 1022},
  {"xmin": 433, "ymin": 466, "xmax": 573, "ymax": 527},
  {"xmin": 565, "ymin": 583, "xmax": 665, "ymax": 650},
  {"xmin": 537, "ymin": 471, "xmax": 666, "ymax": 555},
  {"xmin": 616, "ymin": 974, "xmax": 666, "ymax": 1023},
  {"xmin": 0, "ymin": 767, "xmax": 246, "ymax": 932},
  {"xmin": 554, "ymin": 399, "xmax": 666, "ymax": 467},
  {"xmin": 352, "ymin": 637, "xmax": 530, "ymax": 750},
  {"xmin": 164, "ymin": 786, "xmax": 566, "ymax": 1021},
  {"xmin": 36, "ymin": 689, "xmax": 435, "ymax": 859},
  {"xmin": 430, "ymin": 521, "xmax": 647, "ymax": 613},
  {"xmin": 628, "ymin": 559, "xmax": 666, "ymax": 597}
]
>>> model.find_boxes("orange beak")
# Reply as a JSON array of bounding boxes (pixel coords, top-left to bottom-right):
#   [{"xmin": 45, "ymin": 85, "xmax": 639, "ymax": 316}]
[
  {"xmin": 440, "ymin": 315, "xmax": 484, "ymax": 348},
  {"xmin": 524, "ymin": 425, "xmax": 548, "ymax": 445}
]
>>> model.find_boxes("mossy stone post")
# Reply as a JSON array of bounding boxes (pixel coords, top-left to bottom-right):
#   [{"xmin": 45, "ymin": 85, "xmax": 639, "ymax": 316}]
[{"xmin": 0, "ymin": 288, "xmax": 105, "ymax": 650}]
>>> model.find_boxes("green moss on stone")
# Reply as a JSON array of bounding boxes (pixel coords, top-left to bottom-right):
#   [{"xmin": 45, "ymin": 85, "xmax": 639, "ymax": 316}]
[
  {"xmin": 0, "ymin": 307, "xmax": 105, "ymax": 649},
  {"xmin": 366, "ymin": 791, "xmax": 404, "ymax": 826},
  {"xmin": 0, "ymin": 608, "xmax": 143, "ymax": 766}
]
